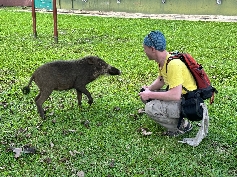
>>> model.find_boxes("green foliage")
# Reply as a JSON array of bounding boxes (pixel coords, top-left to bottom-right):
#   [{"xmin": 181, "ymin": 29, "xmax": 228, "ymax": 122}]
[{"xmin": 0, "ymin": 8, "xmax": 236, "ymax": 176}]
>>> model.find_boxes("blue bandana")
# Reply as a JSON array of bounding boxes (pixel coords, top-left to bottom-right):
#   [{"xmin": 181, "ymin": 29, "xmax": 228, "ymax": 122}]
[{"xmin": 143, "ymin": 30, "xmax": 166, "ymax": 51}]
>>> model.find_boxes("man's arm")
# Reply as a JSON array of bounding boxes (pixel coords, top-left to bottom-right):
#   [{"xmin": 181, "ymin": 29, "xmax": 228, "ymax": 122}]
[
  {"xmin": 139, "ymin": 84, "xmax": 182, "ymax": 101},
  {"xmin": 147, "ymin": 76, "xmax": 165, "ymax": 91}
]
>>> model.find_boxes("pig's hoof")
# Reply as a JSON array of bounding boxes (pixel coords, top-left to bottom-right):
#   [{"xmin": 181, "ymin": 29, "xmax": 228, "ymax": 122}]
[
  {"xmin": 40, "ymin": 115, "xmax": 45, "ymax": 119},
  {"xmin": 39, "ymin": 110, "xmax": 46, "ymax": 119},
  {"xmin": 88, "ymin": 100, "xmax": 93, "ymax": 105},
  {"xmin": 40, "ymin": 113, "xmax": 46, "ymax": 119}
]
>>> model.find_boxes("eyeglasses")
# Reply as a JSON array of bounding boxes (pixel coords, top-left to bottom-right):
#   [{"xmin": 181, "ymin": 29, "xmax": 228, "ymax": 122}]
[{"xmin": 147, "ymin": 31, "xmax": 156, "ymax": 48}]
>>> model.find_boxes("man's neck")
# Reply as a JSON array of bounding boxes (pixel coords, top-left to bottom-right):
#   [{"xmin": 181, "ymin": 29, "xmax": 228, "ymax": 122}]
[{"xmin": 157, "ymin": 51, "xmax": 168, "ymax": 68}]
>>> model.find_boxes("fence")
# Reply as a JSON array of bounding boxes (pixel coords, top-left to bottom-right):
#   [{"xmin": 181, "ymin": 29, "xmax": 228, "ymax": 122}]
[
  {"xmin": 1, "ymin": 0, "xmax": 237, "ymax": 16},
  {"xmin": 0, "ymin": 0, "xmax": 31, "ymax": 6},
  {"xmin": 56, "ymin": 0, "xmax": 237, "ymax": 16}
]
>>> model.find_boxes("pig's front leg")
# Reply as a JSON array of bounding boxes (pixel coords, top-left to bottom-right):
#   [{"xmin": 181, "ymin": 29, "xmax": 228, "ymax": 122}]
[
  {"xmin": 76, "ymin": 89, "xmax": 82, "ymax": 105},
  {"xmin": 76, "ymin": 87, "xmax": 93, "ymax": 105}
]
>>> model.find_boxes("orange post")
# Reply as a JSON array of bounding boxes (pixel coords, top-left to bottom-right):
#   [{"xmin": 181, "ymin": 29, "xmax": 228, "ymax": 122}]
[
  {"xmin": 53, "ymin": 0, "xmax": 58, "ymax": 43},
  {"xmin": 32, "ymin": 0, "xmax": 37, "ymax": 38}
]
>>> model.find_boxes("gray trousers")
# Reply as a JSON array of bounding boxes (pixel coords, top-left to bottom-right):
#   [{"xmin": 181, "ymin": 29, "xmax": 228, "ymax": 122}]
[{"xmin": 145, "ymin": 99, "xmax": 182, "ymax": 131}]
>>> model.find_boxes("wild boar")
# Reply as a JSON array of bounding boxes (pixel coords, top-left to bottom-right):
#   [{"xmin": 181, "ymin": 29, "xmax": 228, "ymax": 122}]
[{"xmin": 22, "ymin": 56, "xmax": 121, "ymax": 119}]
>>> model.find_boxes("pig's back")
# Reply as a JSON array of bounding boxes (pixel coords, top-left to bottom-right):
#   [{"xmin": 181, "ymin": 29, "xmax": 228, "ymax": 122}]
[{"xmin": 33, "ymin": 60, "xmax": 82, "ymax": 90}]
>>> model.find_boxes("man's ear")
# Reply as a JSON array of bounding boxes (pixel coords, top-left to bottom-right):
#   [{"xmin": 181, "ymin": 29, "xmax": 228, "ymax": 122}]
[{"xmin": 151, "ymin": 47, "xmax": 156, "ymax": 52}]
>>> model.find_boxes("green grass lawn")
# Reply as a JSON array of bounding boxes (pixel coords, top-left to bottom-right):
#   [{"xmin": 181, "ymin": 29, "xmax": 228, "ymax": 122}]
[{"xmin": 0, "ymin": 8, "xmax": 236, "ymax": 176}]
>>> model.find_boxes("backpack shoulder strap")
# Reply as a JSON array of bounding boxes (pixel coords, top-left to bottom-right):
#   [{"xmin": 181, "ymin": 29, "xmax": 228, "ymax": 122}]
[
  {"xmin": 166, "ymin": 52, "xmax": 183, "ymax": 73},
  {"xmin": 166, "ymin": 52, "xmax": 190, "ymax": 93}
]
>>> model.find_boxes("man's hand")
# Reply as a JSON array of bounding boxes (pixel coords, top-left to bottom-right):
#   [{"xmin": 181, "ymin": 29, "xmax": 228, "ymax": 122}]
[
  {"xmin": 139, "ymin": 87, "xmax": 151, "ymax": 101},
  {"xmin": 139, "ymin": 84, "xmax": 182, "ymax": 101}
]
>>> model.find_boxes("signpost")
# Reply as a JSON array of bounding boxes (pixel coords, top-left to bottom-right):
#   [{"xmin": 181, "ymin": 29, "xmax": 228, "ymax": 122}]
[{"xmin": 32, "ymin": 0, "xmax": 58, "ymax": 43}]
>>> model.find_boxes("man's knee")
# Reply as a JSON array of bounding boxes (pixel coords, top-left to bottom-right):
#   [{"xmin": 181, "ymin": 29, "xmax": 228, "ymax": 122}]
[{"xmin": 144, "ymin": 99, "xmax": 181, "ymax": 130}]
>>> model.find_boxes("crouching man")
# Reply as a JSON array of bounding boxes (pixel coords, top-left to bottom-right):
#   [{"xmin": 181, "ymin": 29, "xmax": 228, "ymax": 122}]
[{"xmin": 139, "ymin": 30, "xmax": 196, "ymax": 137}]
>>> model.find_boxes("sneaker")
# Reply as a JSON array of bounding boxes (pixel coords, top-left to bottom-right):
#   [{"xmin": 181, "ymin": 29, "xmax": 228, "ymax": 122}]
[{"xmin": 163, "ymin": 121, "xmax": 193, "ymax": 137}]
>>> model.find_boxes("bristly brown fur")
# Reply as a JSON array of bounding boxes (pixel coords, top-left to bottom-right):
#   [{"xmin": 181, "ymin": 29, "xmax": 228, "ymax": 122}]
[{"xmin": 22, "ymin": 56, "xmax": 121, "ymax": 119}]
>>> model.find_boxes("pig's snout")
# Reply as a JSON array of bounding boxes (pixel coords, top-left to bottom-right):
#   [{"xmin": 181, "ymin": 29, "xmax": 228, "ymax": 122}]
[{"xmin": 108, "ymin": 66, "xmax": 121, "ymax": 75}]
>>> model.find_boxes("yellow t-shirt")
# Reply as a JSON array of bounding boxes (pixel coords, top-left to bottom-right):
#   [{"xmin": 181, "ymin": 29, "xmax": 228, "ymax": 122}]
[{"xmin": 159, "ymin": 54, "xmax": 197, "ymax": 94}]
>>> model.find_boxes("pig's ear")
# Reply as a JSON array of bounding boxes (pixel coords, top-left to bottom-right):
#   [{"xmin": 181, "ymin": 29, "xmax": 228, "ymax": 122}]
[{"xmin": 87, "ymin": 58, "xmax": 95, "ymax": 65}]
